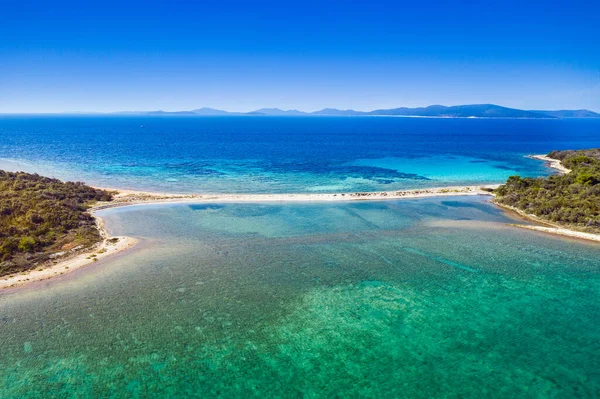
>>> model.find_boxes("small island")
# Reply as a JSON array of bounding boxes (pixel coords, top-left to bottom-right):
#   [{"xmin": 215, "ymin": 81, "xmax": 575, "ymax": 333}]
[{"xmin": 495, "ymin": 149, "xmax": 600, "ymax": 235}]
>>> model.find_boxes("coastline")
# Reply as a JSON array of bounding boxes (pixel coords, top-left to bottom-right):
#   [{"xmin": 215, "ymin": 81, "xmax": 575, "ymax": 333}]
[
  {"xmin": 494, "ymin": 202, "xmax": 600, "ymax": 243},
  {"xmin": 528, "ymin": 154, "xmax": 571, "ymax": 174},
  {"xmin": 496, "ymin": 154, "xmax": 600, "ymax": 243},
  {"xmin": 2, "ymin": 152, "xmax": 597, "ymax": 290},
  {"xmin": 511, "ymin": 224, "xmax": 600, "ymax": 243},
  {"xmin": 0, "ymin": 213, "xmax": 137, "ymax": 290}
]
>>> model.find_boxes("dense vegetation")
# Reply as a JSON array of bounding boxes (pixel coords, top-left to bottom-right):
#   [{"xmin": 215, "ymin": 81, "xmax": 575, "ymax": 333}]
[
  {"xmin": 0, "ymin": 171, "xmax": 112, "ymax": 276},
  {"xmin": 495, "ymin": 149, "xmax": 600, "ymax": 232}
]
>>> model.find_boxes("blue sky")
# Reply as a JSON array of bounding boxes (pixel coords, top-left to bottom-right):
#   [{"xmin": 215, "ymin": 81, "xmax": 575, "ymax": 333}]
[{"xmin": 1, "ymin": 0, "xmax": 599, "ymax": 112}]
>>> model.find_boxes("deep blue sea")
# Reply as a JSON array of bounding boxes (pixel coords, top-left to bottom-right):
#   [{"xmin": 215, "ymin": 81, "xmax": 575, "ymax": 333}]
[{"xmin": 1, "ymin": 115, "xmax": 599, "ymax": 192}]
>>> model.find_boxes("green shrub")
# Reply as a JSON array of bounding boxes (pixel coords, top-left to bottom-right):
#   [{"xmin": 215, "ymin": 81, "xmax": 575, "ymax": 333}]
[
  {"xmin": 0, "ymin": 171, "xmax": 113, "ymax": 275},
  {"xmin": 18, "ymin": 237, "xmax": 36, "ymax": 252}
]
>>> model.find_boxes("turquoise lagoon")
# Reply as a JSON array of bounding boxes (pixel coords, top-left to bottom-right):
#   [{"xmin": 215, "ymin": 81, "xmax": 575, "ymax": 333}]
[{"xmin": 1, "ymin": 197, "xmax": 600, "ymax": 397}]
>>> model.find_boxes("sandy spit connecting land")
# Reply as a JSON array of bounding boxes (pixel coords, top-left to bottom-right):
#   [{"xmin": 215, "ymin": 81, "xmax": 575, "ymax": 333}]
[
  {"xmin": 1, "ymin": 153, "xmax": 598, "ymax": 290},
  {"xmin": 95, "ymin": 184, "xmax": 500, "ymax": 209}
]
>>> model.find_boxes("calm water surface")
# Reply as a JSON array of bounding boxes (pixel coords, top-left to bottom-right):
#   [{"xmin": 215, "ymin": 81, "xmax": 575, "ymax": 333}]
[
  {"xmin": 1, "ymin": 117, "xmax": 599, "ymax": 397},
  {"xmin": 1, "ymin": 197, "xmax": 599, "ymax": 397},
  {"xmin": 1, "ymin": 116, "xmax": 599, "ymax": 192}
]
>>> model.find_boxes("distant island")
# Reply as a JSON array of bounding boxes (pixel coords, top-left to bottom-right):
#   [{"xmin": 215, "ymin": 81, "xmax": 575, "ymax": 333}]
[
  {"xmin": 114, "ymin": 104, "xmax": 600, "ymax": 118},
  {"xmin": 495, "ymin": 149, "xmax": 600, "ymax": 233}
]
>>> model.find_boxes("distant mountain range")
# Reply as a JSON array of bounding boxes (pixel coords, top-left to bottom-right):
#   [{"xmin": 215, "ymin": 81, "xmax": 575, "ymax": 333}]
[
  {"xmin": 527, "ymin": 109, "xmax": 600, "ymax": 118},
  {"xmin": 116, "ymin": 104, "xmax": 600, "ymax": 118}
]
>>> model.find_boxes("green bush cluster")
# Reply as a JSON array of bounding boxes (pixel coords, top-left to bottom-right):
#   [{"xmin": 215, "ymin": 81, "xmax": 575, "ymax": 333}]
[
  {"xmin": 0, "ymin": 171, "xmax": 112, "ymax": 276},
  {"xmin": 495, "ymin": 149, "xmax": 600, "ymax": 232}
]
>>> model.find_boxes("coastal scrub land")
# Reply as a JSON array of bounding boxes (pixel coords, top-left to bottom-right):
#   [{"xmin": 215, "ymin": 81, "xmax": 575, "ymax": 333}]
[
  {"xmin": 495, "ymin": 149, "xmax": 600, "ymax": 233},
  {"xmin": 0, "ymin": 171, "xmax": 113, "ymax": 276}
]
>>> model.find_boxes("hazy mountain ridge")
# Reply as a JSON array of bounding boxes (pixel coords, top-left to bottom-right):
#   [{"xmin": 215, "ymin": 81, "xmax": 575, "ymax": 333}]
[
  {"xmin": 310, "ymin": 108, "xmax": 367, "ymax": 116},
  {"xmin": 249, "ymin": 108, "xmax": 307, "ymax": 116},
  {"xmin": 111, "ymin": 104, "xmax": 600, "ymax": 118},
  {"xmin": 367, "ymin": 104, "xmax": 550, "ymax": 118},
  {"xmin": 530, "ymin": 109, "xmax": 600, "ymax": 118}
]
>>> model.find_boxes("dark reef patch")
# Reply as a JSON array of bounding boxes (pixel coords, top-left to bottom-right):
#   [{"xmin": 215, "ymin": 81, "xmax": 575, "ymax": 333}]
[{"xmin": 188, "ymin": 204, "xmax": 224, "ymax": 211}]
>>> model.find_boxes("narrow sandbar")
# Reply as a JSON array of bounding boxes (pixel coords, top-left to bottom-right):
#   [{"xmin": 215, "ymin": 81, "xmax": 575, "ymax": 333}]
[{"xmin": 94, "ymin": 185, "xmax": 500, "ymax": 210}]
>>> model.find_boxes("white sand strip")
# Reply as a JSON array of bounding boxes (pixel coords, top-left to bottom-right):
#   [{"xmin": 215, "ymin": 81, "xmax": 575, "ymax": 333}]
[{"xmin": 528, "ymin": 154, "xmax": 571, "ymax": 174}]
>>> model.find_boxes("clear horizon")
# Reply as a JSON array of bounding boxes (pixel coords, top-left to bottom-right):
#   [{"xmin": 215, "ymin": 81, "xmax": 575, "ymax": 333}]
[{"xmin": 1, "ymin": 1, "xmax": 599, "ymax": 113}]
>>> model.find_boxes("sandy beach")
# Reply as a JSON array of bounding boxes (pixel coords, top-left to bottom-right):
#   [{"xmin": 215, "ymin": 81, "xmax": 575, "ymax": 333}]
[
  {"xmin": 528, "ymin": 154, "xmax": 571, "ymax": 174},
  {"xmin": 94, "ymin": 184, "xmax": 500, "ymax": 209},
  {"xmin": 0, "ymin": 214, "xmax": 137, "ymax": 290},
  {"xmin": 494, "ymin": 202, "xmax": 600, "ymax": 242},
  {"xmin": 510, "ymin": 224, "xmax": 600, "ymax": 243}
]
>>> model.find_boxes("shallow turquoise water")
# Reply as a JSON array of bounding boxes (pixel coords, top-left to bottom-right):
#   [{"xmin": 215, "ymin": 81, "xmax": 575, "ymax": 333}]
[{"xmin": 1, "ymin": 197, "xmax": 599, "ymax": 397}]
